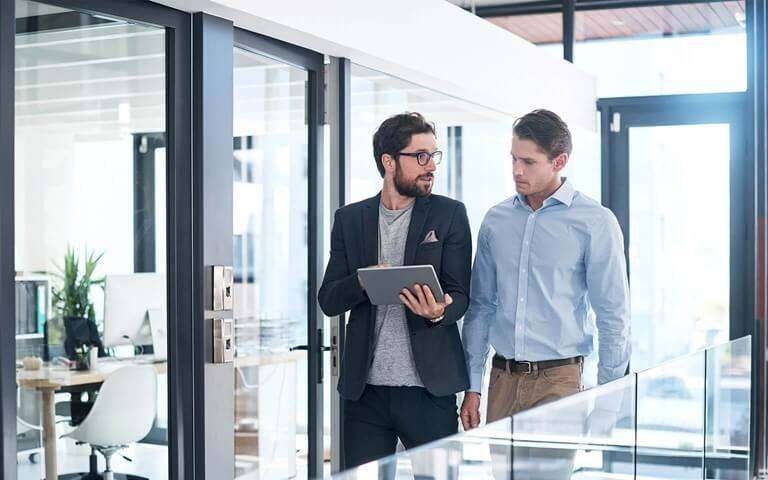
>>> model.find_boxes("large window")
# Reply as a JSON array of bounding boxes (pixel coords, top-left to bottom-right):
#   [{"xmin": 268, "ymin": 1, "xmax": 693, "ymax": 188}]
[{"xmin": 574, "ymin": 2, "xmax": 747, "ymax": 97}]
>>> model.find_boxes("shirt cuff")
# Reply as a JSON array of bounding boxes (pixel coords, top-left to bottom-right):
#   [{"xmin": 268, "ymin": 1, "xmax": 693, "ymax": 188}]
[{"xmin": 468, "ymin": 370, "xmax": 483, "ymax": 393}]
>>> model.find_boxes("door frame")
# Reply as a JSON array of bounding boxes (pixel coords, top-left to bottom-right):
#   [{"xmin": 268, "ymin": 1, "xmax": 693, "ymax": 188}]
[{"xmin": 598, "ymin": 92, "xmax": 752, "ymax": 340}]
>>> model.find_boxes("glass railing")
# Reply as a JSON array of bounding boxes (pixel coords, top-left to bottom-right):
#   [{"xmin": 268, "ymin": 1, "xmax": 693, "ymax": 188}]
[{"xmin": 330, "ymin": 336, "xmax": 751, "ymax": 479}]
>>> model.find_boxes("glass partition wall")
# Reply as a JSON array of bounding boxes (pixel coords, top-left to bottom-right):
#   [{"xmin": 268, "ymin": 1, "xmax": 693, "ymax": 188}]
[
  {"xmin": 14, "ymin": 1, "xmax": 169, "ymax": 479},
  {"xmin": 331, "ymin": 336, "xmax": 752, "ymax": 480}
]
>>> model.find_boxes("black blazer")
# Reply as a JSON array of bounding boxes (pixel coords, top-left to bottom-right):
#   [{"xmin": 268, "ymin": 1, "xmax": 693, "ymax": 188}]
[{"xmin": 318, "ymin": 193, "xmax": 472, "ymax": 401}]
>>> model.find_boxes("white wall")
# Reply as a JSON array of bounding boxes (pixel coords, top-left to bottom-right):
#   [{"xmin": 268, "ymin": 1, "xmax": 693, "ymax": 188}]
[{"xmin": 152, "ymin": 0, "xmax": 597, "ymax": 131}]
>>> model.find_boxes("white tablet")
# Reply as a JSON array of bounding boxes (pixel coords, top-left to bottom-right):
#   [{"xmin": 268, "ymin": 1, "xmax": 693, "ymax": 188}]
[{"xmin": 357, "ymin": 265, "xmax": 444, "ymax": 306}]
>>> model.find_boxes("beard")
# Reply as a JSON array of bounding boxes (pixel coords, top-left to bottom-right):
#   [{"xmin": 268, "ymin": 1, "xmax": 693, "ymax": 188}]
[{"xmin": 394, "ymin": 163, "xmax": 433, "ymax": 198}]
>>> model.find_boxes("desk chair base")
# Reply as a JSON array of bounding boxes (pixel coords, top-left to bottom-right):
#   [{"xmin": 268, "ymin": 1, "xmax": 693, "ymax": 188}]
[
  {"xmin": 59, "ymin": 473, "xmax": 148, "ymax": 480},
  {"xmin": 58, "ymin": 447, "xmax": 149, "ymax": 480}
]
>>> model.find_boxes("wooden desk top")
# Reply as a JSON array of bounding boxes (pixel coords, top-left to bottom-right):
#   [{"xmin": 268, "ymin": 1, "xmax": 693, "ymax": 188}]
[{"xmin": 17, "ymin": 358, "xmax": 167, "ymax": 390}]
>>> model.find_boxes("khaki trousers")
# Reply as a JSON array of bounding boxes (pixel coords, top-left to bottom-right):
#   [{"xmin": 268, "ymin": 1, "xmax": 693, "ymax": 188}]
[{"xmin": 487, "ymin": 361, "xmax": 583, "ymax": 480}]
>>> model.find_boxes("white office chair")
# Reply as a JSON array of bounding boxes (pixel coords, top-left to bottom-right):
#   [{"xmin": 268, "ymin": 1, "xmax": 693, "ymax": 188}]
[{"xmin": 63, "ymin": 365, "xmax": 157, "ymax": 480}]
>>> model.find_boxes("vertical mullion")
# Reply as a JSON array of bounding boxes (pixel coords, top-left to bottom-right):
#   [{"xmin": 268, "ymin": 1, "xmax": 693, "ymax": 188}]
[
  {"xmin": 166, "ymin": 16, "xmax": 197, "ymax": 480},
  {"xmin": 328, "ymin": 56, "xmax": 351, "ymax": 473},
  {"xmin": 308, "ymin": 62, "xmax": 326, "ymax": 479},
  {"xmin": 192, "ymin": 12, "xmax": 235, "ymax": 480},
  {"xmin": 0, "ymin": 0, "xmax": 16, "ymax": 476},
  {"xmin": 563, "ymin": 0, "xmax": 575, "ymax": 62}
]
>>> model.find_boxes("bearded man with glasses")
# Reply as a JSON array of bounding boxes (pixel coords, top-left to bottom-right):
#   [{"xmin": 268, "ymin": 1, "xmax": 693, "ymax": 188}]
[{"xmin": 319, "ymin": 112, "xmax": 472, "ymax": 469}]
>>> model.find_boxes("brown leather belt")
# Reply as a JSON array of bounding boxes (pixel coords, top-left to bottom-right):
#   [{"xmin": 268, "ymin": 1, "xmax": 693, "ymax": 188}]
[{"xmin": 492, "ymin": 354, "xmax": 583, "ymax": 374}]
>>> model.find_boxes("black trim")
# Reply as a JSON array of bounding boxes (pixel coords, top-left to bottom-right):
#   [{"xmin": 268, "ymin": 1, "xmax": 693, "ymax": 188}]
[
  {"xmin": 563, "ymin": 0, "xmax": 575, "ymax": 62},
  {"xmin": 473, "ymin": 0, "xmax": 739, "ymax": 17},
  {"xmin": 747, "ymin": 0, "xmax": 767, "ymax": 475},
  {"xmin": 0, "ymin": 0, "xmax": 15, "ymax": 477},
  {"xmin": 16, "ymin": 10, "xmax": 114, "ymax": 35},
  {"xmin": 307, "ymin": 58, "xmax": 327, "ymax": 480}
]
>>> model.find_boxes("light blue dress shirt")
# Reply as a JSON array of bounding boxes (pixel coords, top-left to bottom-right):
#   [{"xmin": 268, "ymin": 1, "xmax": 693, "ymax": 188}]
[{"xmin": 462, "ymin": 178, "xmax": 630, "ymax": 393}]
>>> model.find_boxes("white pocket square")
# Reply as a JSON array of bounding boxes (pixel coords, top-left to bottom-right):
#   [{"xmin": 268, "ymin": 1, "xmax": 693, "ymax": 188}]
[{"xmin": 420, "ymin": 230, "xmax": 439, "ymax": 244}]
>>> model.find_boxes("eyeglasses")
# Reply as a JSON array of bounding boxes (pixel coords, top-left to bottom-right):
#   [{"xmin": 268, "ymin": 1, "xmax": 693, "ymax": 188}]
[{"xmin": 397, "ymin": 150, "xmax": 443, "ymax": 166}]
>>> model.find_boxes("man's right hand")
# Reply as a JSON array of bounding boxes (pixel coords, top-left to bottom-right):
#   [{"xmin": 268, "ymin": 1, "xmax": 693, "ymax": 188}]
[
  {"xmin": 358, "ymin": 263, "xmax": 391, "ymax": 289},
  {"xmin": 460, "ymin": 391, "xmax": 481, "ymax": 430}
]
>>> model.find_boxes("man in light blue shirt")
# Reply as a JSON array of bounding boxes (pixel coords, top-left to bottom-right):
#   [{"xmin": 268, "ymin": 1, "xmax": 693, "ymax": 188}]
[{"xmin": 460, "ymin": 109, "xmax": 630, "ymax": 430}]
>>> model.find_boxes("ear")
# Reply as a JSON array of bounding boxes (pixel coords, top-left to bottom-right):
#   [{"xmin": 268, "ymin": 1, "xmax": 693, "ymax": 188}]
[
  {"xmin": 552, "ymin": 153, "xmax": 568, "ymax": 172},
  {"xmin": 382, "ymin": 153, "xmax": 396, "ymax": 174}
]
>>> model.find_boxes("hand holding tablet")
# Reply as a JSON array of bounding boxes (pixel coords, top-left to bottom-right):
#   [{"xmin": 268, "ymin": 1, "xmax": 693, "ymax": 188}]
[{"xmin": 357, "ymin": 265, "xmax": 450, "ymax": 321}]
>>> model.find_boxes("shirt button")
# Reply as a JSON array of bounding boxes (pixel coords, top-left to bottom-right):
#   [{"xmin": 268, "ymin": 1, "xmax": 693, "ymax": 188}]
[
  {"xmin": 519, "ymin": 297, "xmax": 524, "ymax": 302},
  {"xmin": 522, "ymin": 268, "xmax": 526, "ymax": 273}
]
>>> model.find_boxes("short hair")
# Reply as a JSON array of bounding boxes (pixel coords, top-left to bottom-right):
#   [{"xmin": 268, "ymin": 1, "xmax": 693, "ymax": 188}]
[
  {"xmin": 372, "ymin": 112, "xmax": 436, "ymax": 178},
  {"xmin": 513, "ymin": 109, "xmax": 572, "ymax": 159}
]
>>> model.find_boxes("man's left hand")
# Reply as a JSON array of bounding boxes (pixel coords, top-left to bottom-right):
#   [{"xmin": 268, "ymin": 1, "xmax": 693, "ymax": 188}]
[{"xmin": 399, "ymin": 284, "xmax": 452, "ymax": 321}]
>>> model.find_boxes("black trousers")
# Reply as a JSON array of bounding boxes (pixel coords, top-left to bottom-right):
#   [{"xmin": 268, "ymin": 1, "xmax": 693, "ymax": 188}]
[{"xmin": 343, "ymin": 384, "xmax": 458, "ymax": 470}]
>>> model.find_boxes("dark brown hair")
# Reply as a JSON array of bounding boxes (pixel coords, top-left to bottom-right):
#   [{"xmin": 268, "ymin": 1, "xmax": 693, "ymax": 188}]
[
  {"xmin": 372, "ymin": 112, "xmax": 436, "ymax": 177},
  {"xmin": 513, "ymin": 109, "xmax": 572, "ymax": 159}
]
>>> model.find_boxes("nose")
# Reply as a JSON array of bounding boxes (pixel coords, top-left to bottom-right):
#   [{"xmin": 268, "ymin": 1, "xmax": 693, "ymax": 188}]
[{"xmin": 424, "ymin": 157, "xmax": 437, "ymax": 172}]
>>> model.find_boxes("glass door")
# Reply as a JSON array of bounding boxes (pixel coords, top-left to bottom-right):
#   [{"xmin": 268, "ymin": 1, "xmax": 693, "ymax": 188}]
[
  {"xmin": 599, "ymin": 93, "xmax": 749, "ymax": 373},
  {"xmin": 231, "ymin": 31, "xmax": 326, "ymax": 480},
  {"xmin": 11, "ymin": 1, "xmax": 186, "ymax": 478}
]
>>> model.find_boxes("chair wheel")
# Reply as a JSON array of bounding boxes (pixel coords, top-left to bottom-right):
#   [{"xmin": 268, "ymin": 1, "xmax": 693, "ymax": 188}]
[{"xmin": 28, "ymin": 452, "xmax": 39, "ymax": 464}]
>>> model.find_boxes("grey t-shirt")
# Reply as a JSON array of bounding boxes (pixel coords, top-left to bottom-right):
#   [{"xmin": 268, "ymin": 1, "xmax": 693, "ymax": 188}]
[{"xmin": 367, "ymin": 201, "xmax": 424, "ymax": 387}]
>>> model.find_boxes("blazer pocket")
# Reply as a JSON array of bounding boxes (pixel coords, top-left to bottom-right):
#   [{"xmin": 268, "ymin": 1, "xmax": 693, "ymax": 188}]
[{"xmin": 417, "ymin": 239, "xmax": 443, "ymax": 249}]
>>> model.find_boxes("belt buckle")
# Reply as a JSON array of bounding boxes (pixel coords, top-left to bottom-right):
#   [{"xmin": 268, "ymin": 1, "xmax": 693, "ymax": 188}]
[{"xmin": 518, "ymin": 361, "xmax": 533, "ymax": 374}]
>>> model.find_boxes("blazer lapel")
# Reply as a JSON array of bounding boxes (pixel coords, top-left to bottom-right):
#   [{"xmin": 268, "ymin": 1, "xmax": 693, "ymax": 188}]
[
  {"xmin": 404, "ymin": 195, "xmax": 431, "ymax": 266},
  {"xmin": 361, "ymin": 193, "xmax": 380, "ymax": 267}
]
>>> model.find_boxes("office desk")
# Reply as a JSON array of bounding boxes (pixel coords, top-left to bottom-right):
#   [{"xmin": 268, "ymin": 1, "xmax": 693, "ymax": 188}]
[{"xmin": 17, "ymin": 358, "xmax": 167, "ymax": 480}]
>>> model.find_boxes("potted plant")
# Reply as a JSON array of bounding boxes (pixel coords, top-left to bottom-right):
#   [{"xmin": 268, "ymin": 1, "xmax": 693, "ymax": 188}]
[{"xmin": 51, "ymin": 247, "xmax": 105, "ymax": 368}]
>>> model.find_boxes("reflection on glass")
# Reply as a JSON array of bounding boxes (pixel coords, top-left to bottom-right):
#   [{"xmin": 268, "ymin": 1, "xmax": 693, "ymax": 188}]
[
  {"xmin": 15, "ymin": 1, "xmax": 168, "ymax": 479},
  {"xmin": 705, "ymin": 337, "xmax": 751, "ymax": 477},
  {"xmin": 511, "ymin": 375, "xmax": 636, "ymax": 479},
  {"xmin": 330, "ymin": 338, "xmax": 751, "ymax": 480},
  {"xmin": 629, "ymin": 124, "xmax": 730, "ymax": 372},
  {"xmin": 232, "ymin": 47, "xmax": 309, "ymax": 479},
  {"xmin": 636, "ymin": 352, "xmax": 706, "ymax": 478}
]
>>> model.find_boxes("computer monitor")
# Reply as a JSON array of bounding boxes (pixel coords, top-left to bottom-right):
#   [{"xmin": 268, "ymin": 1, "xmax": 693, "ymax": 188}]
[{"xmin": 103, "ymin": 273, "xmax": 166, "ymax": 349}]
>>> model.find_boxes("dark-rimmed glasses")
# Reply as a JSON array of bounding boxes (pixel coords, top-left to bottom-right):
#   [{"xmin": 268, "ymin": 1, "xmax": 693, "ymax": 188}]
[{"xmin": 397, "ymin": 150, "xmax": 443, "ymax": 166}]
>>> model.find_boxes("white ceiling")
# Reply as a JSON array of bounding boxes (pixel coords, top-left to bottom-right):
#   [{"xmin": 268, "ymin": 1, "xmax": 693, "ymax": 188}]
[{"xmin": 15, "ymin": 0, "xmax": 509, "ymax": 139}]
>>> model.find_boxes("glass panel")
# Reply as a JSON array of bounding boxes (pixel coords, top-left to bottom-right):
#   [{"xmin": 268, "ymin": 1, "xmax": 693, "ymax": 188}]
[
  {"xmin": 330, "ymin": 418, "xmax": 514, "ymax": 479},
  {"xmin": 15, "ymin": 1, "xmax": 168, "ymax": 478},
  {"xmin": 629, "ymin": 124, "xmax": 730, "ymax": 371},
  {"xmin": 330, "ymin": 339, "xmax": 750, "ymax": 479},
  {"xmin": 232, "ymin": 47, "xmax": 309, "ymax": 479},
  {"xmin": 636, "ymin": 351, "xmax": 706, "ymax": 478},
  {"xmin": 573, "ymin": 2, "xmax": 746, "ymax": 96},
  {"xmin": 511, "ymin": 375, "xmax": 636, "ymax": 479},
  {"xmin": 705, "ymin": 337, "xmax": 751, "ymax": 478}
]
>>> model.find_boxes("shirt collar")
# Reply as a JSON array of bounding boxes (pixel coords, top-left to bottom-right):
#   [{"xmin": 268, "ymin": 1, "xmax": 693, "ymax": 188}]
[{"xmin": 513, "ymin": 177, "xmax": 575, "ymax": 209}]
